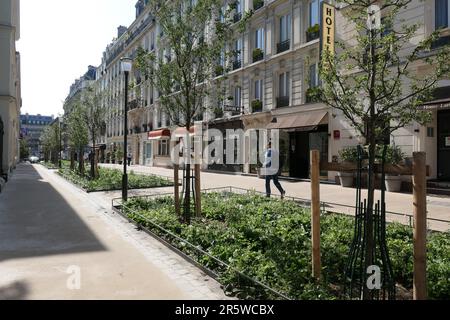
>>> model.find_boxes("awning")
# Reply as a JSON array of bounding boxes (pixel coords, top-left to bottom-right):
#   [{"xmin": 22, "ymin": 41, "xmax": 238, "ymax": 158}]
[
  {"xmin": 419, "ymin": 98, "xmax": 450, "ymax": 110},
  {"xmin": 148, "ymin": 129, "xmax": 171, "ymax": 140},
  {"xmin": 173, "ymin": 125, "xmax": 204, "ymax": 137},
  {"xmin": 267, "ymin": 111, "xmax": 328, "ymax": 130}
]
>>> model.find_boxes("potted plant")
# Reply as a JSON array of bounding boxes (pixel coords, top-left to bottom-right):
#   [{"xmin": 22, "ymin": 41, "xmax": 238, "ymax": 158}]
[
  {"xmin": 252, "ymin": 48, "xmax": 264, "ymax": 62},
  {"xmin": 306, "ymin": 87, "xmax": 322, "ymax": 103},
  {"xmin": 306, "ymin": 24, "xmax": 320, "ymax": 42},
  {"xmin": 253, "ymin": 0, "xmax": 264, "ymax": 11},
  {"xmin": 383, "ymin": 145, "xmax": 405, "ymax": 192},
  {"xmin": 251, "ymin": 100, "xmax": 263, "ymax": 113},
  {"xmin": 338, "ymin": 146, "xmax": 358, "ymax": 187}
]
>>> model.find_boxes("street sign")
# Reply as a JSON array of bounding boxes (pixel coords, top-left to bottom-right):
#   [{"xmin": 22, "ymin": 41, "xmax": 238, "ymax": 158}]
[{"xmin": 223, "ymin": 105, "xmax": 241, "ymax": 113}]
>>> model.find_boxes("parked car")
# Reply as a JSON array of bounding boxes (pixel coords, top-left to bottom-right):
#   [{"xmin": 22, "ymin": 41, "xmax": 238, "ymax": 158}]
[{"xmin": 29, "ymin": 156, "xmax": 39, "ymax": 163}]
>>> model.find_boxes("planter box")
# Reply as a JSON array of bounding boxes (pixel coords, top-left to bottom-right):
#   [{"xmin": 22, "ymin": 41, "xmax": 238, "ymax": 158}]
[
  {"xmin": 385, "ymin": 175, "xmax": 402, "ymax": 192},
  {"xmin": 338, "ymin": 172, "xmax": 354, "ymax": 187}
]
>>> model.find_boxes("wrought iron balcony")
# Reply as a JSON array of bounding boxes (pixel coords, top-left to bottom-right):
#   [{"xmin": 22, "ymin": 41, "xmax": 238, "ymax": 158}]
[
  {"xmin": 252, "ymin": 48, "xmax": 264, "ymax": 63},
  {"xmin": 276, "ymin": 96, "xmax": 290, "ymax": 108},
  {"xmin": 253, "ymin": 0, "xmax": 264, "ymax": 10},
  {"xmin": 233, "ymin": 59, "xmax": 242, "ymax": 70},
  {"xmin": 233, "ymin": 12, "xmax": 242, "ymax": 23},
  {"xmin": 276, "ymin": 40, "xmax": 290, "ymax": 54}
]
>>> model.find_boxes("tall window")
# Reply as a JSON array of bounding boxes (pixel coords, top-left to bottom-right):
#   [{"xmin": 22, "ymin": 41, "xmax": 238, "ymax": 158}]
[
  {"xmin": 255, "ymin": 28, "xmax": 265, "ymax": 50},
  {"xmin": 309, "ymin": 0, "xmax": 322, "ymax": 27},
  {"xmin": 236, "ymin": 0, "xmax": 243, "ymax": 14},
  {"xmin": 436, "ymin": 0, "xmax": 450, "ymax": 29},
  {"xmin": 254, "ymin": 79, "xmax": 263, "ymax": 101},
  {"xmin": 309, "ymin": 63, "xmax": 320, "ymax": 88},
  {"xmin": 235, "ymin": 38, "xmax": 243, "ymax": 61},
  {"xmin": 234, "ymin": 86, "xmax": 242, "ymax": 106},
  {"xmin": 280, "ymin": 14, "xmax": 292, "ymax": 42},
  {"xmin": 279, "ymin": 72, "xmax": 290, "ymax": 97}
]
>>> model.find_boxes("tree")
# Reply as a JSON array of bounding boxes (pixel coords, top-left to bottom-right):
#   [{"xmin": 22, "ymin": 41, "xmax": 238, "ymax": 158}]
[
  {"xmin": 66, "ymin": 104, "xmax": 89, "ymax": 174},
  {"xmin": 136, "ymin": 0, "xmax": 241, "ymax": 223},
  {"xmin": 80, "ymin": 85, "xmax": 106, "ymax": 179},
  {"xmin": 20, "ymin": 139, "xmax": 29, "ymax": 160},
  {"xmin": 317, "ymin": 0, "xmax": 450, "ymax": 299},
  {"xmin": 40, "ymin": 124, "xmax": 60, "ymax": 165}
]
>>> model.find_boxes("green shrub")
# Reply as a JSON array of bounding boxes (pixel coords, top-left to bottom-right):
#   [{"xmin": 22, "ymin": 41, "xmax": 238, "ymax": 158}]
[{"xmin": 123, "ymin": 192, "xmax": 450, "ymax": 300}]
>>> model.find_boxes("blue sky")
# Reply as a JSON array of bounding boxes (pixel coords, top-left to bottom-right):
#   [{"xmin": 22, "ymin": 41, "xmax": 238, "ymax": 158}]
[{"xmin": 17, "ymin": 0, "xmax": 137, "ymax": 117}]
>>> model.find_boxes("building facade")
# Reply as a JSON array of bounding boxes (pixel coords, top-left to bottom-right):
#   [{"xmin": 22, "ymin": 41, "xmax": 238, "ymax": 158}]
[
  {"xmin": 0, "ymin": 0, "xmax": 21, "ymax": 181},
  {"xmin": 89, "ymin": 0, "xmax": 450, "ymax": 182},
  {"xmin": 20, "ymin": 114, "xmax": 54, "ymax": 158}
]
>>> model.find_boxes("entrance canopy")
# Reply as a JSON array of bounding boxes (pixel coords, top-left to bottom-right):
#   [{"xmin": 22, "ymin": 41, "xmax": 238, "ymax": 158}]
[
  {"xmin": 267, "ymin": 110, "xmax": 328, "ymax": 130},
  {"xmin": 148, "ymin": 129, "xmax": 170, "ymax": 140},
  {"xmin": 419, "ymin": 98, "xmax": 450, "ymax": 110}
]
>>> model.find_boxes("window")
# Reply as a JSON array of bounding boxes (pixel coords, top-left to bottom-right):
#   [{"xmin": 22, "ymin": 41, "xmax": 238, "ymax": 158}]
[
  {"xmin": 235, "ymin": 38, "xmax": 242, "ymax": 61},
  {"xmin": 158, "ymin": 140, "xmax": 169, "ymax": 156},
  {"xmin": 234, "ymin": 86, "xmax": 242, "ymax": 107},
  {"xmin": 254, "ymin": 79, "xmax": 263, "ymax": 101},
  {"xmin": 280, "ymin": 14, "xmax": 291, "ymax": 42},
  {"xmin": 255, "ymin": 28, "xmax": 265, "ymax": 50},
  {"xmin": 309, "ymin": 0, "xmax": 323, "ymax": 27},
  {"xmin": 436, "ymin": 0, "xmax": 450, "ymax": 29},
  {"xmin": 309, "ymin": 64, "xmax": 319, "ymax": 88},
  {"xmin": 279, "ymin": 72, "xmax": 290, "ymax": 97}
]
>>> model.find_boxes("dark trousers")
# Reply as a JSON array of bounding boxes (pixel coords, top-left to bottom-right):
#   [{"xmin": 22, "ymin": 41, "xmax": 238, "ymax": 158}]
[
  {"xmin": 265, "ymin": 174, "xmax": 284, "ymax": 196},
  {"xmin": 127, "ymin": 158, "xmax": 131, "ymax": 166}
]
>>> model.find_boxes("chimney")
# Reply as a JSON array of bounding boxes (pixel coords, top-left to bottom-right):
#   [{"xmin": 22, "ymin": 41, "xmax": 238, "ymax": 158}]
[{"xmin": 118, "ymin": 26, "xmax": 127, "ymax": 38}]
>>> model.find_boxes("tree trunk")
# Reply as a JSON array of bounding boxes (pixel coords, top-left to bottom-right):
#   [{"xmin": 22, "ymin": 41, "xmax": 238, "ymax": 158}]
[
  {"xmin": 363, "ymin": 133, "xmax": 376, "ymax": 300},
  {"xmin": 90, "ymin": 137, "xmax": 96, "ymax": 180},
  {"xmin": 70, "ymin": 150, "xmax": 75, "ymax": 171},
  {"xmin": 78, "ymin": 148, "xmax": 84, "ymax": 175},
  {"xmin": 184, "ymin": 163, "xmax": 191, "ymax": 224}
]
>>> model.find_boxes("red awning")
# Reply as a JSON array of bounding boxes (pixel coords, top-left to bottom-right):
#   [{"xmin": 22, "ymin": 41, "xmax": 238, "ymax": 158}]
[
  {"xmin": 173, "ymin": 126, "xmax": 196, "ymax": 137},
  {"xmin": 148, "ymin": 129, "xmax": 171, "ymax": 140}
]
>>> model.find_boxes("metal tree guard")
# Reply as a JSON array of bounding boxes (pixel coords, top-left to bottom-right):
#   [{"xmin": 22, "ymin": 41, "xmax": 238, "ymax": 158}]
[{"xmin": 344, "ymin": 145, "xmax": 396, "ymax": 300}]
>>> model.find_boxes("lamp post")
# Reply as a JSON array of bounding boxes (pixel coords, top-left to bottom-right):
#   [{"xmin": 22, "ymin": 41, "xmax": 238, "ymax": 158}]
[
  {"xmin": 121, "ymin": 57, "xmax": 132, "ymax": 202},
  {"xmin": 59, "ymin": 117, "xmax": 62, "ymax": 169}
]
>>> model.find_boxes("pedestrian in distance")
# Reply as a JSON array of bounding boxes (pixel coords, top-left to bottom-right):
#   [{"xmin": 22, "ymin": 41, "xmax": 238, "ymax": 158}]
[
  {"xmin": 262, "ymin": 141, "xmax": 286, "ymax": 199},
  {"xmin": 127, "ymin": 152, "xmax": 132, "ymax": 167}
]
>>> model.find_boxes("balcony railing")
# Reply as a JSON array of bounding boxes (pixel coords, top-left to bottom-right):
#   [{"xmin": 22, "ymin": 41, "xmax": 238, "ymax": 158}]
[
  {"xmin": 253, "ymin": 48, "xmax": 264, "ymax": 63},
  {"xmin": 277, "ymin": 40, "xmax": 290, "ymax": 54},
  {"xmin": 306, "ymin": 25, "xmax": 320, "ymax": 43},
  {"xmin": 233, "ymin": 12, "xmax": 242, "ymax": 23},
  {"xmin": 233, "ymin": 60, "xmax": 242, "ymax": 70},
  {"xmin": 276, "ymin": 96, "xmax": 290, "ymax": 108},
  {"xmin": 253, "ymin": 0, "xmax": 264, "ymax": 10},
  {"xmin": 251, "ymin": 100, "xmax": 263, "ymax": 113}
]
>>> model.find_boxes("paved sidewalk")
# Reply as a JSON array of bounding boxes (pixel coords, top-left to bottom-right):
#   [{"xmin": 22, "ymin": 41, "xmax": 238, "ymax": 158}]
[
  {"xmin": 101, "ymin": 163, "xmax": 450, "ymax": 232},
  {"xmin": 0, "ymin": 164, "xmax": 229, "ymax": 300}
]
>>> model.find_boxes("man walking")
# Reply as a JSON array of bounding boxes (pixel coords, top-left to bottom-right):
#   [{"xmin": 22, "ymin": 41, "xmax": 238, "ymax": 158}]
[
  {"xmin": 263, "ymin": 142, "xmax": 286, "ymax": 199},
  {"xmin": 127, "ymin": 152, "xmax": 132, "ymax": 167}
]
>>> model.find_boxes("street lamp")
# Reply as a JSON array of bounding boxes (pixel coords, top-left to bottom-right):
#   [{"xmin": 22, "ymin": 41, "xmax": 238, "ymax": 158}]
[
  {"xmin": 121, "ymin": 57, "xmax": 132, "ymax": 201},
  {"xmin": 59, "ymin": 116, "xmax": 63, "ymax": 169}
]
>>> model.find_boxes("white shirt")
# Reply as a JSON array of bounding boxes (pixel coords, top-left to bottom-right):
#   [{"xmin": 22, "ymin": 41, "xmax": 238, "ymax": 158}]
[{"xmin": 261, "ymin": 148, "xmax": 280, "ymax": 176}]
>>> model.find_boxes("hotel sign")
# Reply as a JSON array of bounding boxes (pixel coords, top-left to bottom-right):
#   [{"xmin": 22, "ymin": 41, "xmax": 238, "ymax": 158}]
[{"xmin": 321, "ymin": 3, "xmax": 336, "ymax": 57}]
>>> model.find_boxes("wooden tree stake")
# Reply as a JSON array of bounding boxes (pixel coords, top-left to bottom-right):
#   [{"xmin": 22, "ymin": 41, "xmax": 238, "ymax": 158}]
[
  {"xmin": 413, "ymin": 152, "xmax": 427, "ymax": 300},
  {"xmin": 311, "ymin": 150, "xmax": 321, "ymax": 280}
]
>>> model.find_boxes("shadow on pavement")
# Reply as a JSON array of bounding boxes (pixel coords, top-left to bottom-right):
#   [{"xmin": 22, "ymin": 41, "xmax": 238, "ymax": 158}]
[
  {"xmin": 0, "ymin": 281, "xmax": 29, "ymax": 300},
  {"xmin": 0, "ymin": 164, "xmax": 106, "ymax": 262}
]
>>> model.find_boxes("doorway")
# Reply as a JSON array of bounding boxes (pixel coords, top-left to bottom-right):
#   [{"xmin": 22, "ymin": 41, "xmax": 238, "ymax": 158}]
[{"xmin": 437, "ymin": 110, "xmax": 450, "ymax": 180}]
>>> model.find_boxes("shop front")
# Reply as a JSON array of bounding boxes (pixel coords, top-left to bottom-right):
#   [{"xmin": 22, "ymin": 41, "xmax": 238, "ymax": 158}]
[
  {"xmin": 206, "ymin": 116, "xmax": 244, "ymax": 173},
  {"xmin": 267, "ymin": 107, "xmax": 330, "ymax": 179},
  {"xmin": 420, "ymin": 86, "xmax": 450, "ymax": 180},
  {"xmin": 147, "ymin": 129, "xmax": 171, "ymax": 168}
]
